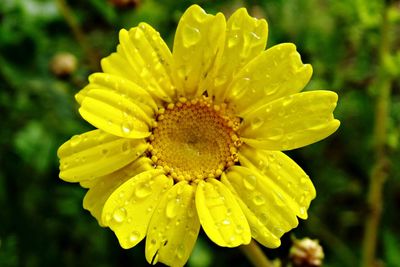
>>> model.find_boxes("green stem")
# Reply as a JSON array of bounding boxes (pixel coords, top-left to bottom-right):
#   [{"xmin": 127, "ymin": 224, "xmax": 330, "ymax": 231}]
[
  {"xmin": 240, "ymin": 239, "xmax": 274, "ymax": 267},
  {"xmin": 55, "ymin": 0, "xmax": 99, "ymax": 70},
  {"xmin": 361, "ymin": 4, "xmax": 392, "ymax": 267}
]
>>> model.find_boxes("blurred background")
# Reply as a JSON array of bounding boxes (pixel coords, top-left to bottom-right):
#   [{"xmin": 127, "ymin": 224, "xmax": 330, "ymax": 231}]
[{"xmin": 1, "ymin": 0, "xmax": 400, "ymax": 266}]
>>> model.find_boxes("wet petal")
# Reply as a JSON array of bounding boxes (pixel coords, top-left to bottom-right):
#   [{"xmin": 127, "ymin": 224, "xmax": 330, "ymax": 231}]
[
  {"xmin": 172, "ymin": 5, "xmax": 226, "ymax": 98},
  {"xmin": 102, "ymin": 169, "xmax": 173, "ymax": 249},
  {"xmin": 221, "ymin": 165, "xmax": 302, "ymax": 247},
  {"xmin": 79, "ymin": 89, "xmax": 153, "ymax": 139},
  {"xmin": 76, "ymin": 73, "xmax": 157, "ymax": 115},
  {"xmin": 208, "ymin": 8, "xmax": 268, "ymax": 102},
  {"xmin": 101, "ymin": 24, "xmax": 175, "ymax": 103},
  {"xmin": 195, "ymin": 179, "xmax": 251, "ymax": 247},
  {"xmin": 146, "ymin": 182, "xmax": 200, "ymax": 267},
  {"xmin": 58, "ymin": 130, "xmax": 147, "ymax": 183},
  {"xmin": 83, "ymin": 157, "xmax": 154, "ymax": 224},
  {"xmin": 239, "ymin": 145, "xmax": 316, "ymax": 220},
  {"xmin": 226, "ymin": 43, "xmax": 313, "ymax": 116},
  {"xmin": 241, "ymin": 91, "xmax": 340, "ymax": 150}
]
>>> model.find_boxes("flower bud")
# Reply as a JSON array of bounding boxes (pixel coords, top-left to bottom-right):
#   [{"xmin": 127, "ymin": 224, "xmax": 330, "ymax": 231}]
[
  {"xmin": 50, "ymin": 52, "xmax": 77, "ymax": 77},
  {"xmin": 289, "ymin": 238, "xmax": 324, "ymax": 267}
]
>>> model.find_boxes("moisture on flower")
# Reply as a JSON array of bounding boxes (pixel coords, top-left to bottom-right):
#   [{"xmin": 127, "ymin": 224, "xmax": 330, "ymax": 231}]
[{"xmin": 58, "ymin": 5, "xmax": 340, "ymax": 267}]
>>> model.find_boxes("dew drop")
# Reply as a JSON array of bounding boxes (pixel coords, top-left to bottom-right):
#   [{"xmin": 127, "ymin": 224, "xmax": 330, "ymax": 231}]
[
  {"xmin": 135, "ymin": 183, "xmax": 152, "ymax": 199},
  {"xmin": 267, "ymin": 128, "xmax": 284, "ymax": 141},
  {"xmin": 121, "ymin": 121, "xmax": 133, "ymax": 135},
  {"xmin": 127, "ymin": 231, "xmax": 140, "ymax": 245},
  {"xmin": 70, "ymin": 135, "xmax": 82, "ymax": 147},
  {"xmin": 182, "ymin": 25, "xmax": 201, "ymax": 48},
  {"xmin": 165, "ymin": 198, "xmax": 179, "ymax": 219},
  {"xmin": 243, "ymin": 175, "xmax": 257, "ymax": 190},
  {"xmin": 222, "ymin": 218, "xmax": 231, "ymax": 225},
  {"xmin": 214, "ymin": 75, "xmax": 227, "ymax": 87},
  {"xmin": 227, "ymin": 34, "xmax": 239, "ymax": 48},
  {"xmin": 250, "ymin": 117, "xmax": 264, "ymax": 130},
  {"xmin": 253, "ymin": 194, "xmax": 266, "ymax": 206},
  {"xmin": 113, "ymin": 207, "xmax": 127, "ymax": 223},
  {"xmin": 176, "ymin": 244, "xmax": 185, "ymax": 259},
  {"xmin": 121, "ymin": 141, "xmax": 130, "ymax": 153},
  {"xmin": 235, "ymin": 225, "xmax": 244, "ymax": 234}
]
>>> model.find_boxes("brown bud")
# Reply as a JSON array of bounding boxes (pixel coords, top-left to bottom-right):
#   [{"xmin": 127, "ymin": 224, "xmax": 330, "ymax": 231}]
[
  {"xmin": 50, "ymin": 52, "xmax": 77, "ymax": 77},
  {"xmin": 289, "ymin": 238, "xmax": 324, "ymax": 267}
]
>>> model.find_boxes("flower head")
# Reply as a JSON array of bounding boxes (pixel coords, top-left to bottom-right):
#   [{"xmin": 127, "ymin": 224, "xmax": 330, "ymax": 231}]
[{"xmin": 58, "ymin": 5, "xmax": 339, "ymax": 267}]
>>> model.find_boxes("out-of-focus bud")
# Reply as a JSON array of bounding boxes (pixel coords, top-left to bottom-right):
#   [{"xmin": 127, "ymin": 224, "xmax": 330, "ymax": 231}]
[
  {"xmin": 50, "ymin": 52, "xmax": 77, "ymax": 78},
  {"xmin": 289, "ymin": 237, "xmax": 324, "ymax": 267},
  {"xmin": 108, "ymin": 0, "xmax": 140, "ymax": 8}
]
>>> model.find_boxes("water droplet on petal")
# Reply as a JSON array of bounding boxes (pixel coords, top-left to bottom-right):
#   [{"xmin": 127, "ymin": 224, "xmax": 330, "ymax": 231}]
[
  {"xmin": 135, "ymin": 183, "xmax": 152, "ymax": 199},
  {"xmin": 228, "ymin": 34, "xmax": 239, "ymax": 48},
  {"xmin": 250, "ymin": 117, "xmax": 264, "ymax": 130},
  {"xmin": 267, "ymin": 128, "xmax": 284, "ymax": 141},
  {"xmin": 253, "ymin": 194, "xmax": 265, "ymax": 206},
  {"xmin": 182, "ymin": 25, "xmax": 201, "ymax": 48},
  {"xmin": 214, "ymin": 75, "xmax": 228, "ymax": 87},
  {"xmin": 127, "ymin": 231, "xmax": 141, "ymax": 245},
  {"xmin": 243, "ymin": 175, "xmax": 257, "ymax": 190},
  {"xmin": 235, "ymin": 225, "xmax": 244, "ymax": 234},
  {"xmin": 222, "ymin": 218, "xmax": 231, "ymax": 225},
  {"xmin": 121, "ymin": 121, "xmax": 133, "ymax": 135},
  {"xmin": 70, "ymin": 135, "xmax": 82, "ymax": 147},
  {"xmin": 113, "ymin": 207, "xmax": 127, "ymax": 223},
  {"xmin": 176, "ymin": 244, "xmax": 185, "ymax": 259},
  {"xmin": 166, "ymin": 198, "xmax": 179, "ymax": 219}
]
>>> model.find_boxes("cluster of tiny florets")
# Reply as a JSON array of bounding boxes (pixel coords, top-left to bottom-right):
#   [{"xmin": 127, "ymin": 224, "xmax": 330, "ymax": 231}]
[{"xmin": 148, "ymin": 96, "xmax": 242, "ymax": 182}]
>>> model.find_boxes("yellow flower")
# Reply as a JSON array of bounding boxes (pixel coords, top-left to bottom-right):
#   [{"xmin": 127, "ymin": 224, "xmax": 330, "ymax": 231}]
[{"xmin": 58, "ymin": 5, "xmax": 340, "ymax": 267}]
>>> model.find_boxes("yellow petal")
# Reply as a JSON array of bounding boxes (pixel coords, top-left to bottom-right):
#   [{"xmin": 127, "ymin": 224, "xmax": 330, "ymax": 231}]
[
  {"xmin": 79, "ymin": 89, "xmax": 153, "ymax": 139},
  {"xmin": 239, "ymin": 145, "xmax": 316, "ymax": 220},
  {"xmin": 208, "ymin": 8, "xmax": 268, "ymax": 102},
  {"xmin": 101, "ymin": 24, "xmax": 176, "ymax": 103},
  {"xmin": 172, "ymin": 5, "xmax": 226, "ymax": 98},
  {"xmin": 102, "ymin": 169, "xmax": 173, "ymax": 249},
  {"xmin": 241, "ymin": 91, "xmax": 340, "ymax": 150},
  {"xmin": 145, "ymin": 181, "xmax": 200, "ymax": 267},
  {"xmin": 195, "ymin": 179, "xmax": 251, "ymax": 247},
  {"xmin": 58, "ymin": 130, "xmax": 147, "ymax": 183},
  {"xmin": 76, "ymin": 73, "xmax": 157, "ymax": 115},
  {"xmin": 221, "ymin": 165, "xmax": 301, "ymax": 247},
  {"xmin": 83, "ymin": 157, "xmax": 154, "ymax": 224},
  {"xmin": 226, "ymin": 43, "xmax": 313, "ymax": 116}
]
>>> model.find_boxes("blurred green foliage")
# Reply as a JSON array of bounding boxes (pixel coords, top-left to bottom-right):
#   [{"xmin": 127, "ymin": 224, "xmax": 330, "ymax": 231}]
[{"xmin": 1, "ymin": 0, "xmax": 400, "ymax": 266}]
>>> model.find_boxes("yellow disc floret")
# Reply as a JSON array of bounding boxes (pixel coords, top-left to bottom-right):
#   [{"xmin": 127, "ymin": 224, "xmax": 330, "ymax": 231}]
[{"xmin": 149, "ymin": 97, "xmax": 241, "ymax": 182}]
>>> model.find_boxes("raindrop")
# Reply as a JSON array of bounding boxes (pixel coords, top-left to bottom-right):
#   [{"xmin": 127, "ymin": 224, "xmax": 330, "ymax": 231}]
[
  {"xmin": 267, "ymin": 128, "xmax": 284, "ymax": 141},
  {"xmin": 182, "ymin": 25, "xmax": 201, "ymax": 48},
  {"xmin": 102, "ymin": 149, "xmax": 108, "ymax": 156},
  {"xmin": 121, "ymin": 141, "xmax": 130, "ymax": 153},
  {"xmin": 227, "ymin": 34, "xmax": 239, "ymax": 48},
  {"xmin": 282, "ymin": 96, "xmax": 294, "ymax": 106},
  {"xmin": 235, "ymin": 225, "xmax": 244, "ymax": 234},
  {"xmin": 165, "ymin": 198, "xmax": 179, "ymax": 219},
  {"xmin": 121, "ymin": 121, "xmax": 133, "ymax": 135},
  {"xmin": 176, "ymin": 244, "xmax": 185, "ymax": 259},
  {"xmin": 113, "ymin": 207, "xmax": 127, "ymax": 223},
  {"xmin": 127, "ymin": 231, "xmax": 140, "ymax": 245},
  {"xmin": 250, "ymin": 117, "xmax": 264, "ymax": 130},
  {"xmin": 70, "ymin": 135, "xmax": 82, "ymax": 147},
  {"xmin": 243, "ymin": 175, "xmax": 257, "ymax": 190},
  {"xmin": 253, "ymin": 194, "xmax": 265, "ymax": 206},
  {"xmin": 135, "ymin": 183, "xmax": 152, "ymax": 199},
  {"xmin": 273, "ymin": 227, "xmax": 284, "ymax": 236},
  {"xmin": 214, "ymin": 75, "xmax": 227, "ymax": 87},
  {"xmin": 222, "ymin": 218, "xmax": 231, "ymax": 225}
]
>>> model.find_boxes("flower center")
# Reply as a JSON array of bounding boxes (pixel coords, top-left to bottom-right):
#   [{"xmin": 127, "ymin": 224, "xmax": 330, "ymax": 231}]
[{"xmin": 149, "ymin": 97, "xmax": 242, "ymax": 182}]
